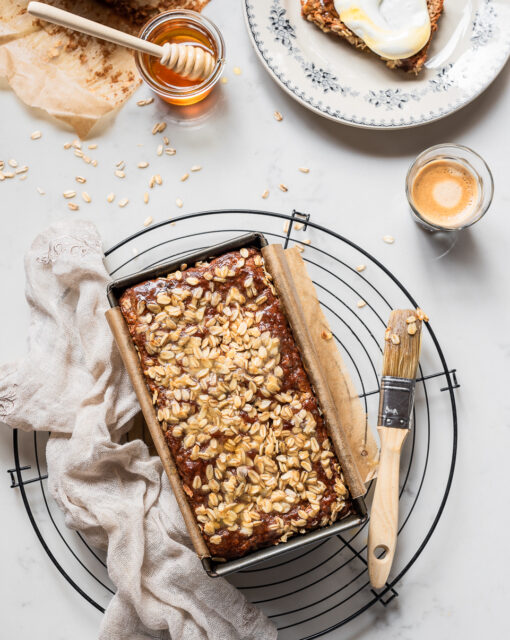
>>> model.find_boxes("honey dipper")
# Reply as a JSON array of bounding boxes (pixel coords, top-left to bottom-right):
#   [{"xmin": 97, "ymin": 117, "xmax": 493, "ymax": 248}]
[
  {"xmin": 28, "ymin": 2, "xmax": 217, "ymax": 82},
  {"xmin": 367, "ymin": 309, "xmax": 423, "ymax": 589}
]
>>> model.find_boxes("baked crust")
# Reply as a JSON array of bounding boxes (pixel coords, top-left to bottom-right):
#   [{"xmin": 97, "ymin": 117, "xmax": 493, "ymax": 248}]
[
  {"xmin": 119, "ymin": 249, "xmax": 352, "ymax": 560},
  {"xmin": 300, "ymin": 0, "xmax": 445, "ymax": 74},
  {"xmin": 101, "ymin": 0, "xmax": 210, "ymax": 25}
]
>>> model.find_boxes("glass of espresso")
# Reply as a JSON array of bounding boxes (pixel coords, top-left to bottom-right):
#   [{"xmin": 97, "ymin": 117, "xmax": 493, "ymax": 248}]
[{"xmin": 406, "ymin": 144, "xmax": 494, "ymax": 232}]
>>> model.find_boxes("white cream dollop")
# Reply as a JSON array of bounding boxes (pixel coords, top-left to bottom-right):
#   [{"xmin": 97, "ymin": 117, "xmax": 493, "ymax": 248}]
[{"xmin": 334, "ymin": 0, "xmax": 431, "ymax": 60}]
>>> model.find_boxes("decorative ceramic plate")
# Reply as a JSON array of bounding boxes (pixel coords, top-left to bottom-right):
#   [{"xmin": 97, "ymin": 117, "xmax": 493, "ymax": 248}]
[{"xmin": 243, "ymin": 0, "xmax": 510, "ymax": 128}]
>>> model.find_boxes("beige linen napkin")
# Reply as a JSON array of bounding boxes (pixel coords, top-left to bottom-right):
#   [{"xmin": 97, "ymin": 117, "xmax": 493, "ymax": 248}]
[{"xmin": 0, "ymin": 219, "xmax": 276, "ymax": 640}]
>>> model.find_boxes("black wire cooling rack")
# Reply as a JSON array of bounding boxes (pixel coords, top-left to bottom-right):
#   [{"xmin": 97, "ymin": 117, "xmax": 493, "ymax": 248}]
[{"xmin": 8, "ymin": 209, "xmax": 458, "ymax": 639}]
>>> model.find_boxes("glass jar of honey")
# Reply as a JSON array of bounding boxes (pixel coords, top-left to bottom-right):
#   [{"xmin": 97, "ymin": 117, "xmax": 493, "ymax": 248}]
[{"xmin": 135, "ymin": 10, "xmax": 225, "ymax": 106}]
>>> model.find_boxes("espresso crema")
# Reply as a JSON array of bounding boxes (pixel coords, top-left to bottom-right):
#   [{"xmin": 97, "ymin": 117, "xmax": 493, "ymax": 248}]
[{"xmin": 411, "ymin": 159, "xmax": 479, "ymax": 228}]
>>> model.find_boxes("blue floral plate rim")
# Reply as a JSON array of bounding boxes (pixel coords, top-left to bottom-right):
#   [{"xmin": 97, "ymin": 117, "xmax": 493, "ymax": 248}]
[{"xmin": 243, "ymin": 0, "xmax": 510, "ymax": 129}]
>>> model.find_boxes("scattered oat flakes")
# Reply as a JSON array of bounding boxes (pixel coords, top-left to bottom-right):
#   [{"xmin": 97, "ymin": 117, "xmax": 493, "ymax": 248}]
[
  {"xmin": 74, "ymin": 149, "xmax": 84, "ymax": 158},
  {"xmin": 63, "ymin": 141, "xmax": 72, "ymax": 149},
  {"xmin": 406, "ymin": 315, "xmax": 416, "ymax": 324},
  {"xmin": 72, "ymin": 139, "xmax": 81, "ymax": 149},
  {"xmin": 149, "ymin": 175, "xmax": 156, "ymax": 188},
  {"xmin": 137, "ymin": 98, "xmax": 154, "ymax": 106},
  {"xmin": 299, "ymin": 167, "xmax": 310, "ymax": 174},
  {"xmin": 357, "ymin": 300, "xmax": 366, "ymax": 309},
  {"xmin": 416, "ymin": 308, "xmax": 429, "ymax": 322},
  {"xmin": 294, "ymin": 222, "xmax": 304, "ymax": 230},
  {"xmin": 294, "ymin": 244, "xmax": 304, "ymax": 253},
  {"xmin": 91, "ymin": 159, "xmax": 98, "ymax": 167},
  {"xmin": 303, "ymin": 238, "xmax": 311, "ymax": 245},
  {"xmin": 181, "ymin": 173, "xmax": 189, "ymax": 182},
  {"xmin": 283, "ymin": 221, "xmax": 289, "ymax": 233},
  {"xmin": 157, "ymin": 144, "xmax": 163, "ymax": 156},
  {"xmin": 220, "ymin": 76, "xmax": 228, "ymax": 84},
  {"xmin": 68, "ymin": 202, "xmax": 79, "ymax": 211},
  {"xmin": 279, "ymin": 183, "xmax": 288, "ymax": 192},
  {"xmin": 274, "ymin": 111, "xmax": 283, "ymax": 121},
  {"xmin": 163, "ymin": 136, "xmax": 169, "ymax": 145},
  {"xmin": 261, "ymin": 189, "xmax": 269, "ymax": 199},
  {"xmin": 0, "ymin": 173, "xmax": 4, "ymax": 181},
  {"xmin": 115, "ymin": 170, "xmax": 125, "ymax": 178},
  {"xmin": 8, "ymin": 159, "xmax": 17, "ymax": 168},
  {"xmin": 383, "ymin": 235, "xmax": 395, "ymax": 244},
  {"xmin": 75, "ymin": 176, "xmax": 86, "ymax": 184},
  {"xmin": 385, "ymin": 328, "xmax": 391, "ymax": 341},
  {"xmin": 88, "ymin": 143, "xmax": 97, "ymax": 150},
  {"xmin": 3, "ymin": 171, "xmax": 14, "ymax": 178},
  {"xmin": 176, "ymin": 198, "xmax": 183, "ymax": 208},
  {"xmin": 165, "ymin": 148, "xmax": 176, "ymax": 156},
  {"xmin": 63, "ymin": 190, "xmax": 76, "ymax": 198},
  {"xmin": 233, "ymin": 66, "xmax": 241, "ymax": 75},
  {"xmin": 155, "ymin": 174, "xmax": 162, "ymax": 185},
  {"xmin": 355, "ymin": 264, "xmax": 366, "ymax": 272},
  {"xmin": 191, "ymin": 165, "xmax": 201, "ymax": 172},
  {"xmin": 82, "ymin": 191, "xmax": 91, "ymax": 203},
  {"xmin": 390, "ymin": 334, "xmax": 400, "ymax": 345},
  {"xmin": 37, "ymin": 187, "xmax": 45, "ymax": 195},
  {"xmin": 407, "ymin": 323, "xmax": 418, "ymax": 335},
  {"xmin": 116, "ymin": 160, "xmax": 125, "ymax": 168},
  {"xmin": 144, "ymin": 192, "xmax": 149, "ymax": 204},
  {"xmin": 118, "ymin": 198, "xmax": 129, "ymax": 208},
  {"xmin": 143, "ymin": 216, "xmax": 153, "ymax": 227},
  {"xmin": 138, "ymin": 161, "xmax": 149, "ymax": 168},
  {"xmin": 107, "ymin": 192, "xmax": 115, "ymax": 203},
  {"xmin": 321, "ymin": 330, "xmax": 332, "ymax": 341},
  {"xmin": 83, "ymin": 155, "xmax": 92, "ymax": 164},
  {"xmin": 19, "ymin": 175, "xmax": 27, "ymax": 181},
  {"xmin": 152, "ymin": 121, "xmax": 167, "ymax": 135},
  {"xmin": 30, "ymin": 130, "xmax": 42, "ymax": 140},
  {"xmin": 16, "ymin": 166, "xmax": 28, "ymax": 174}
]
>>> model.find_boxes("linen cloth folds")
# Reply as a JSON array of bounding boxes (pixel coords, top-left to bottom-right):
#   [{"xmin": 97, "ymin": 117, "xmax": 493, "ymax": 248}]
[{"xmin": 0, "ymin": 219, "xmax": 277, "ymax": 640}]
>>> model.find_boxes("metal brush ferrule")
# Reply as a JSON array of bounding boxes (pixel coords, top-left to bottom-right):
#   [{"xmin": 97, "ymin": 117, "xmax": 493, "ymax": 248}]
[{"xmin": 378, "ymin": 376, "xmax": 416, "ymax": 429}]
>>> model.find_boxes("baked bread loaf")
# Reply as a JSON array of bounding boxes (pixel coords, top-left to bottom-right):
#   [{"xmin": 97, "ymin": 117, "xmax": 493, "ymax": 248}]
[
  {"xmin": 102, "ymin": 0, "xmax": 210, "ymax": 24},
  {"xmin": 119, "ymin": 248, "xmax": 352, "ymax": 560},
  {"xmin": 301, "ymin": 0, "xmax": 445, "ymax": 74}
]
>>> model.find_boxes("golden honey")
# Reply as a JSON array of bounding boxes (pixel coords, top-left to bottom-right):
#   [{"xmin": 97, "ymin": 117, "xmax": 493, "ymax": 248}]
[{"xmin": 136, "ymin": 11, "xmax": 225, "ymax": 106}]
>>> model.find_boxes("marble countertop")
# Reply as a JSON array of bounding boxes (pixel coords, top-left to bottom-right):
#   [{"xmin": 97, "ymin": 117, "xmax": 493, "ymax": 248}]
[{"xmin": 1, "ymin": 1, "xmax": 509, "ymax": 638}]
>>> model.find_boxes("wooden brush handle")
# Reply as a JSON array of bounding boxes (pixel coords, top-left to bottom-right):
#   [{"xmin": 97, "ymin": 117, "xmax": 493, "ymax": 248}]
[{"xmin": 367, "ymin": 426, "xmax": 408, "ymax": 589}]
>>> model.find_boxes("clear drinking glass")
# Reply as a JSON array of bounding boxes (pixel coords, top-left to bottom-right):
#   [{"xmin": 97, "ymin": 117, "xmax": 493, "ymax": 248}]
[{"xmin": 405, "ymin": 143, "xmax": 494, "ymax": 232}]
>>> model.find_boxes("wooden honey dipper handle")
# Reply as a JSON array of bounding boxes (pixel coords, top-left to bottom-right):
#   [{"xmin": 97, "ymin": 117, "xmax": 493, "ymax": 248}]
[{"xmin": 27, "ymin": 2, "xmax": 216, "ymax": 81}]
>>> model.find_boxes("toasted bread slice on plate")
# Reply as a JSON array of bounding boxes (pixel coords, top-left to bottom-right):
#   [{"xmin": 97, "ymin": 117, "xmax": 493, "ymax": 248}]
[{"xmin": 300, "ymin": 0, "xmax": 445, "ymax": 74}]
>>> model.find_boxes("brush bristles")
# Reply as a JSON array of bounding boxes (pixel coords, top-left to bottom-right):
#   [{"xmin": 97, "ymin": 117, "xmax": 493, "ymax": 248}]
[{"xmin": 382, "ymin": 309, "xmax": 423, "ymax": 379}]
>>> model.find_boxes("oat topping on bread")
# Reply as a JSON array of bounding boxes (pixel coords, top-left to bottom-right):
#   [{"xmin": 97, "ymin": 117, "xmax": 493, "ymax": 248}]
[
  {"xmin": 300, "ymin": 0, "xmax": 445, "ymax": 74},
  {"xmin": 119, "ymin": 249, "xmax": 352, "ymax": 560}
]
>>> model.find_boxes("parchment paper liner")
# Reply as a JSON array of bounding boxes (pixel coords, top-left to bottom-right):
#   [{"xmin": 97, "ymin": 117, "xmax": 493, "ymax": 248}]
[
  {"xmin": 106, "ymin": 242, "xmax": 377, "ymax": 560},
  {"xmin": 283, "ymin": 247, "xmax": 379, "ymax": 485},
  {"xmin": 0, "ymin": 0, "xmax": 209, "ymax": 138}
]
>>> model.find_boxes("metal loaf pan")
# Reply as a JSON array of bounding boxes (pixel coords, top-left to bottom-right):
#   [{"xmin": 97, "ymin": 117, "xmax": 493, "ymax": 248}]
[
  {"xmin": 106, "ymin": 232, "xmax": 367, "ymax": 577},
  {"xmin": 107, "ymin": 232, "xmax": 269, "ymax": 306}
]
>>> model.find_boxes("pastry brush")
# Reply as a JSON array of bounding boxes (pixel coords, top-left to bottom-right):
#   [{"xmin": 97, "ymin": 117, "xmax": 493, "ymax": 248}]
[{"xmin": 368, "ymin": 309, "xmax": 423, "ymax": 589}]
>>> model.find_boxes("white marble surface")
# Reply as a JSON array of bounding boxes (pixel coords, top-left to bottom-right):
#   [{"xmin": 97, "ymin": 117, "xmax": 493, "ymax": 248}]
[{"xmin": 1, "ymin": 1, "xmax": 510, "ymax": 638}]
